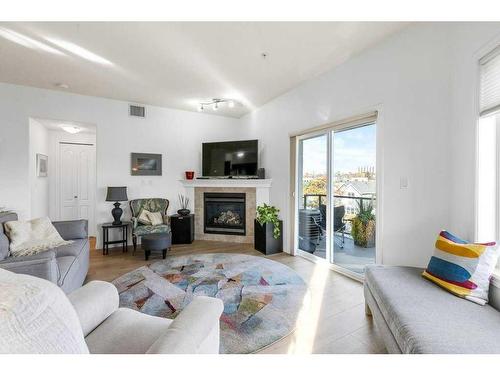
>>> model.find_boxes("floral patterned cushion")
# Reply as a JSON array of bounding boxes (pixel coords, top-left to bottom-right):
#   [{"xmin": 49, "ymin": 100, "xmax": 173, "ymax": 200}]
[{"xmin": 133, "ymin": 224, "xmax": 170, "ymax": 236}]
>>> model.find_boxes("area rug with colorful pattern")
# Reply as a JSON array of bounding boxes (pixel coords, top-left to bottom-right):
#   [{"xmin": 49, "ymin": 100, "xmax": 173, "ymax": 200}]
[{"xmin": 112, "ymin": 253, "xmax": 308, "ymax": 354}]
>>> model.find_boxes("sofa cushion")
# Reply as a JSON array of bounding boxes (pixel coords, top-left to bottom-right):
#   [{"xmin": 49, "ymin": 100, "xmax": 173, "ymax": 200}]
[
  {"xmin": 4, "ymin": 217, "xmax": 72, "ymax": 257},
  {"xmin": 85, "ymin": 308, "xmax": 172, "ymax": 354},
  {"xmin": 365, "ymin": 265, "xmax": 500, "ymax": 353},
  {"xmin": 0, "ymin": 268, "xmax": 88, "ymax": 353},
  {"xmin": 422, "ymin": 230, "xmax": 499, "ymax": 305},
  {"xmin": 54, "ymin": 239, "xmax": 88, "ymax": 258}
]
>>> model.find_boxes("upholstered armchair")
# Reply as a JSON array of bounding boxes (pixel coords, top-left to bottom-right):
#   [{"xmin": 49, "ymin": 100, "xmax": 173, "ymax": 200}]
[
  {"xmin": 0, "ymin": 268, "xmax": 223, "ymax": 354},
  {"xmin": 129, "ymin": 198, "xmax": 170, "ymax": 251}
]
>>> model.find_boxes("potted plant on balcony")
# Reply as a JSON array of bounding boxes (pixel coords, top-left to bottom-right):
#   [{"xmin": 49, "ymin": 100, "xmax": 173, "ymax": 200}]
[
  {"xmin": 254, "ymin": 204, "xmax": 283, "ymax": 255},
  {"xmin": 351, "ymin": 199, "xmax": 376, "ymax": 248}
]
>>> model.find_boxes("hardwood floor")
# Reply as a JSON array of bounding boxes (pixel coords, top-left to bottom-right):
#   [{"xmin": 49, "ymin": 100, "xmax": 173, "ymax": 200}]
[{"xmin": 87, "ymin": 240, "xmax": 387, "ymax": 354}]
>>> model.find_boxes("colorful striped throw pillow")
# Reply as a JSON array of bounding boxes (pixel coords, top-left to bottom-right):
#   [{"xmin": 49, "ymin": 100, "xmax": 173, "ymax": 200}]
[{"xmin": 422, "ymin": 230, "xmax": 499, "ymax": 305}]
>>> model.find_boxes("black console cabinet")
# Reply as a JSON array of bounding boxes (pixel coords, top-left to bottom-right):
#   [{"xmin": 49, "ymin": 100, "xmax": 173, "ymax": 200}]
[{"xmin": 170, "ymin": 214, "xmax": 195, "ymax": 244}]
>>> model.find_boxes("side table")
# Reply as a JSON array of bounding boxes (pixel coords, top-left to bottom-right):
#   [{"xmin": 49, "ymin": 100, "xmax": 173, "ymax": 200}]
[
  {"xmin": 170, "ymin": 214, "xmax": 194, "ymax": 244},
  {"xmin": 102, "ymin": 221, "xmax": 131, "ymax": 255}
]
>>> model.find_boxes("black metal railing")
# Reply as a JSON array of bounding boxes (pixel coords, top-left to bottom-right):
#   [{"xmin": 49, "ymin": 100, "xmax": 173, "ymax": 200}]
[{"xmin": 303, "ymin": 194, "xmax": 375, "ymax": 209}]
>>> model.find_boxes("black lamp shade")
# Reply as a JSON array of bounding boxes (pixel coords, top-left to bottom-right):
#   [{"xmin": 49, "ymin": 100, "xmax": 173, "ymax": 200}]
[{"xmin": 106, "ymin": 186, "xmax": 128, "ymax": 202}]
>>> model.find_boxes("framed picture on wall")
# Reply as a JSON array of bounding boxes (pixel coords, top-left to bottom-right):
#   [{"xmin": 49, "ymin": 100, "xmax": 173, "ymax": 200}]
[
  {"xmin": 36, "ymin": 154, "xmax": 48, "ymax": 177},
  {"xmin": 131, "ymin": 153, "xmax": 162, "ymax": 176}
]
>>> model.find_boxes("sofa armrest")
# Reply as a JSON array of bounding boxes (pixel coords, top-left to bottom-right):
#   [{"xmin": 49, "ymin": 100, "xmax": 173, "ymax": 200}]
[
  {"xmin": 0, "ymin": 250, "xmax": 59, "ymax": 283},
  {"xmin": 68, "ymin": 280, "xmax": 119, "ymax": 337},
  {"xmin": 53, "ymin": 219, "xmax": 88, "ymax": 240},
  {"xmin": 146, "ymin": 296, "xmax": 223, "ymax": 354}
]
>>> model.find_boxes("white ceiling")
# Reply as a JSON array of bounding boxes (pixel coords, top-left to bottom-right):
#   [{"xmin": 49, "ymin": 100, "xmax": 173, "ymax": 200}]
[
  {"xmin": 33, "ymin": 118, "xmax": 96, "ymax": 133},
  {"xmin": 0, "ymin": 22, "xmax": 407, "ymax": 118}
]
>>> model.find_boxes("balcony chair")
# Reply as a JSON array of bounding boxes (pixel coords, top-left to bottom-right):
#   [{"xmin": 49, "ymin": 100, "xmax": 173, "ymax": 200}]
[{"xmin": 311, "ymin": 204, "xmax": 346, "ymax": 249}]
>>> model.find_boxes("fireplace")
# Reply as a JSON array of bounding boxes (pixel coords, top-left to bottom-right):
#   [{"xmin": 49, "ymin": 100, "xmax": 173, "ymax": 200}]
[{"xmin": 204, "ymin": 192, "xmax": 246, "ymax": 235}]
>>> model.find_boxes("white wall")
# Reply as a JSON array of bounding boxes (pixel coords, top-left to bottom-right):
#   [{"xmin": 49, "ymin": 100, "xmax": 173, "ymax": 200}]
[
  {"xmin": 0, "ymin": 83, "xmax": 243, "ymax": 245},
  {"xmin": 448, "ymin": 23, "xmax": 500, "ymax": 241},
  {"xmin": 241, "ymin": 22, "xmax": 500, "ymax": 267},
  {"xmin": 28, "ymin": 119, "xmax": 49, "ymax": 218}
]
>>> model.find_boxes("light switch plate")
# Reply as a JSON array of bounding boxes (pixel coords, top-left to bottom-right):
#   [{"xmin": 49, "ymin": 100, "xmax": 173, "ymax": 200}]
[{"xmin": 400, "ymin": 176, "xmax": 409, "ymax": 189}]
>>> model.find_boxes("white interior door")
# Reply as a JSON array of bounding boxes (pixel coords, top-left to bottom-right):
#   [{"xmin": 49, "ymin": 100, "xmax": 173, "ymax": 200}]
[{"xmin": 59, "ymin": 142, "xmax": 95, "ymax": 232}]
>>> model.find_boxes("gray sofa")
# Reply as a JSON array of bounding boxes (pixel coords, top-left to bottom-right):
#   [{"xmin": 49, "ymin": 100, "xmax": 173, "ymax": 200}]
[
  {"xmin": 0, "ymin": 212, "xmax": 89, "ymax": 293},
  {"xmin": 364, "ymin": 265, "xmax": 500, "ymax": 354}
]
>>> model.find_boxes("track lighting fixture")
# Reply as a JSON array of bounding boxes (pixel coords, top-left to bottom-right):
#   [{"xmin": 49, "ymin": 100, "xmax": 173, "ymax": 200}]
[{"xmin": 197, "ymin": 98, "xmax": 237, "ymax": 112}]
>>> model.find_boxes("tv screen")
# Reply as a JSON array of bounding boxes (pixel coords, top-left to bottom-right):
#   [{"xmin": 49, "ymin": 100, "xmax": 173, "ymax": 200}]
[{"xmin": 202, "ymin": 140, "xmax": 258, "ymax": 177}]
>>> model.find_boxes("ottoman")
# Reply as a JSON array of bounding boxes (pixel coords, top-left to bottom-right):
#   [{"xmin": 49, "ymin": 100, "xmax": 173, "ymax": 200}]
[{"xmin": 141, "ymin": 233, "xmax": 172, "ymax": 260}]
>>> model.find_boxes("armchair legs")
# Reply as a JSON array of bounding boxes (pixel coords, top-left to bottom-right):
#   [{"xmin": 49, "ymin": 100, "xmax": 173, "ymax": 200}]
[{"xmin": 132, "ymin": 235, "xmax": 137, "ymax": 253}]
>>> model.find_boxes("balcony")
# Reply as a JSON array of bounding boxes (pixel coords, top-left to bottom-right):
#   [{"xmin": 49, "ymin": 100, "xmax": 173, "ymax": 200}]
[{"xmin": 298, "ymin": 194, "xmax": 376, "ymax": 274}]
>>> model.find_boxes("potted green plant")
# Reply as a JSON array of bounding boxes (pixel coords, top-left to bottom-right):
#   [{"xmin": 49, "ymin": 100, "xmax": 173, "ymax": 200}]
[
  {"xmin": 254, "ymin": 204, "xmax": 283, "ymax": 255},
  {"xmin": 351, "ymin": 199, "xmax": 376, "ymax": 248}
]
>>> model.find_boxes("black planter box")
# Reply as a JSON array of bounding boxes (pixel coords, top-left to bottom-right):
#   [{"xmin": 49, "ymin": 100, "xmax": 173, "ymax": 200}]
[{"xmin": 254, "ymin": 219, "xmax": 283, "ymax": 255}]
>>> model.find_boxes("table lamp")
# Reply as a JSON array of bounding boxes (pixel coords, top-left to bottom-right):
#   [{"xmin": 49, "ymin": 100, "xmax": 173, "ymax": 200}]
[{"xmin": 106, "ymin": 186, "xmax": 128, "ymax": 225}]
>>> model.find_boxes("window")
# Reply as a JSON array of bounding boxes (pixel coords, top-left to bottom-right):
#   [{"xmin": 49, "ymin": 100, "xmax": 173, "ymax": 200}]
[{"xmin": 477, "ymin": 45, "xmax": 500, "ymax": 245}]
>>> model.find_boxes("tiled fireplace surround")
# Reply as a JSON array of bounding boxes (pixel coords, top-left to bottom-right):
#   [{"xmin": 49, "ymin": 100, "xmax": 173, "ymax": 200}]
[{"xmin": 181, "ymin": 179, "xmax": 272, "ymax": 244}]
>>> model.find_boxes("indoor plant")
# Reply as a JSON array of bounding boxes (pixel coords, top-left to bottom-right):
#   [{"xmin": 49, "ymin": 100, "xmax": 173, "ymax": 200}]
[
  {"xmin": 177, "ymin": 194, "xmax": 190, "ymax": 216},
  {"xmin": 254, "ymin": 204, "xmax": 283, "ymax": 255},
  {"xmin": 351, "ymin": 199, "xmax": 376, "ymax": 248}
]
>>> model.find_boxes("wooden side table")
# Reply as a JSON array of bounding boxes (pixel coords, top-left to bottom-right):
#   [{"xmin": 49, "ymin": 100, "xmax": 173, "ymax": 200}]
[
  {"xmin": 170, "ymin": 214, "xmax": 194, "ymax": 244},
  {"xmin": 102, "ymin": 221, "xmax": 131, "ymax": 255}
]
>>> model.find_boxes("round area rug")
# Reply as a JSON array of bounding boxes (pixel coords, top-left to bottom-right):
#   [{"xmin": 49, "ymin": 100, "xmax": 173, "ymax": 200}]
[{"xmin": 112, "ymin": 253, "xmax": 308, "ymax": 354}]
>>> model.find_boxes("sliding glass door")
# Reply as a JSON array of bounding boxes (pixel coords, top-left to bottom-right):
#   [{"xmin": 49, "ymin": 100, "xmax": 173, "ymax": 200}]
[
  {"xmin": 296, "ymin": 133, "xmax": 329, "ymax": 259},
  {"xmin": 295, "ymin": 119, "xmax": 377, "ymax": 277}
]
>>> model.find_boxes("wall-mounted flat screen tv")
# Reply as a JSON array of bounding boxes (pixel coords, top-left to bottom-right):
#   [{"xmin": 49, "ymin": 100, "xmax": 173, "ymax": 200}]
[{"xmin": 202, "ymin": 140, "xmax": 258, "ymax": 177}]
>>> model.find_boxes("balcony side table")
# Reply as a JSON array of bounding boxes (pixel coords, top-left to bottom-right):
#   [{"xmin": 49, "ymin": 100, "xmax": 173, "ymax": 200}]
[{"xmin": 102, "ymin": 221, "xmax": 131, "ymax": 255}]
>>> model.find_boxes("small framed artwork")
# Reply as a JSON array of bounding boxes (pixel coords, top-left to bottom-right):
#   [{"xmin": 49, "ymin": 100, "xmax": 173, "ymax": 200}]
[
  {"xmin": 131, "ymin": 153, "xmax": 162, "ymax": 176},
  {"xmin": 36, "ymin": 154, "xmax": 48, "ymax": 177}
]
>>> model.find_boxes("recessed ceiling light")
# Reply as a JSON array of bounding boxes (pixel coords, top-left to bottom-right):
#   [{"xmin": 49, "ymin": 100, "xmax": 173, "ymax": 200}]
[
  {"xmin": 45, "ymin": 38, "xmax": 113, "ymax": 66},
  {"xmin": 61, "ymin": 125, "xmax": 82, "ymax": 134},
  {"xmin": 0, "ymin": 27, "xmax": 64, "ymax": 55}
]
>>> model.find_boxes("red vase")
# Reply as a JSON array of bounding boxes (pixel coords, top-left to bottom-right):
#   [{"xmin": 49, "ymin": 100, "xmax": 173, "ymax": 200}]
[{"xmin": 185, "ymin": 171, "xmax": 195, "ymax": 180}]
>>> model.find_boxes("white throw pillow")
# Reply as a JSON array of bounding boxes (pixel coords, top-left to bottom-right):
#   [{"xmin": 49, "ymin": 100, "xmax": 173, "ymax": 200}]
[
  {"xmin": 147, "ymin": 211, "xmax": 163, "ymax": 226},
  {"xmin": 4, "ymin": 217, "xmax": 72, "ymax": 257},
  {"xmin": 0, "ymin": 268, "xmax": 89, "ymax": 354},
  {"xmin": 137, "ymin": 209, "xmax": 153, "ymax": 225}
]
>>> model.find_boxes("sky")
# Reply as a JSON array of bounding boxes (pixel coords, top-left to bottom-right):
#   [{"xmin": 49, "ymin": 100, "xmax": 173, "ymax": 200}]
[{"xmin": 301, "ymin": 124, "xmax": 376, "ymax": 174}]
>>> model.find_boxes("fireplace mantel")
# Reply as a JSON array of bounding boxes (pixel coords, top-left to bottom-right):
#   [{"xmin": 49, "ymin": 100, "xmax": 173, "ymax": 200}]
[
  {"xmin": 180, "ymin": 179, "xmax": 272, "ymax": 208},
  {"xmin": 180, "ymin": 179, "xmax": 272, "ymax": 189}
]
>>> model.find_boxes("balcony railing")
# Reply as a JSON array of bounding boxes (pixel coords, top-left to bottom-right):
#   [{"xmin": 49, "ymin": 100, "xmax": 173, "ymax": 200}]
[{"xmin": 303, "ymin": 194, "xmax": 376, "ymax": 209}]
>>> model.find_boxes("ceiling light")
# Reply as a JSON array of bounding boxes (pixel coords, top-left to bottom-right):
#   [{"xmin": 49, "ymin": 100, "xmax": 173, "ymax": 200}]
[
  {"xmin": 45, "ymin": 38, "xmax": 113, "ymax": 65},
  {"xmin": 61, "ymin": 125, "xmax": 82, "ymax": 134},
  {"xmin": 0, "ymin": 27, "xmax": 64, "ymax": 55},
  {"xmin": 197, "ymin": 99, "xmax": 237, "ymax": 112},
  {"xmin": 237, "ymin": 152, "xmax": 245, "ymax": 158}
]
